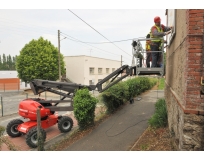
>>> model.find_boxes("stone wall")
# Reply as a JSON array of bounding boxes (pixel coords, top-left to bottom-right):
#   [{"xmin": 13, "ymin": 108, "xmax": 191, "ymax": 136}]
[
  {"xmin": 165, "ymin": 9, "xmax": 204, "ymax": 151},
  {"xmin": 165, "ymin": 86, "xmax": 204, "ymax": 150}
]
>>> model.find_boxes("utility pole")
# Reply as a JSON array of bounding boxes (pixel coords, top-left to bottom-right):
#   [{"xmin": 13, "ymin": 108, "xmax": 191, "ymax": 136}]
[
  {"xmin": 58, "ymin": 30, "xmax": 61, "ymax": 81},
  {"xmin": 121, "ymin": 55, "xmax": 122, "ymax": 66}
]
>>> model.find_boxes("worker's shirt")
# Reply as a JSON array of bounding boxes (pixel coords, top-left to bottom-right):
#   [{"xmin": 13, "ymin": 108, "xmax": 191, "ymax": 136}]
[{"xmin": 151, "ymin": 24, "xmax": 171, "ymax": 37}]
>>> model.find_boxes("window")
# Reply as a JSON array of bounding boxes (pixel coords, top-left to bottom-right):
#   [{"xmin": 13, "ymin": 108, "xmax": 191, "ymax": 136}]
[
  {"xmin": 167, "ymin": 9, "xmax": 176, "ymax": 46},
  {"xmin": 98, "ymin": 68, "xmax": 102, "ymax": 74},
  {"xmin": 89, "ymin": 80, "xmax": 93, "ymax": 85},
  {"xmin": 106, "ymin": 68, "xmax": 109, "ymax": 74},
  {"xmin": 89, "ymin": 67, "xmax": 94, "ymax": 74},
  {"xmin": 112, "ymin": 68, "xmax": 115, "ymax": 72}
]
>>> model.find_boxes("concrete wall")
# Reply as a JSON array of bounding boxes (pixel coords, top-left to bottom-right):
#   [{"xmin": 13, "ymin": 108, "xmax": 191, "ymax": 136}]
[
  {"xmin": 165, "ymin": 9, "xmax": 204, "ymax": 150},
  {"xmin": 64, "ymin": 55, "xmax": 121, "ymax": 85},
  {"xmin": 64, "ymin": 56, "xmax": 85, "ymax": 84}
]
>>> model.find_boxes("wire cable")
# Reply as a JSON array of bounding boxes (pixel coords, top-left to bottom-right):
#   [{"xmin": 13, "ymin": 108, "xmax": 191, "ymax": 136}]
[
  {"xmin": 67, "ymin": 9, "xmax": 132, "ymax": 57},
  {"xmin": 105, "ymin": 118, "xmax": 149, "ymax": 137},
  {"xmin": 104, "ymin": 98, "xmax": 151, "ymax": 138},
  {"xmin": 74, "ymin": 39, "xmax": 134, "ymax": 44},
  {"xmin": 60, "ymin": 32, "xmax": 132, "ymax": 61}
]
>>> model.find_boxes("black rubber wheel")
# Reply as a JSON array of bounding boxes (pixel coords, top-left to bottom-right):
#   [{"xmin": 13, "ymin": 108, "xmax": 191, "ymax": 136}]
[
  {"xmin": 58, "ymin": 116, "xmax": 73, "ymax": 133},
  {"xmin": 25, "ymin": 127, "xmax": 46, "ymax": 148},
  {"xmin": 6, "ymin": 119, "xmax": 24, "ymax": 137}
]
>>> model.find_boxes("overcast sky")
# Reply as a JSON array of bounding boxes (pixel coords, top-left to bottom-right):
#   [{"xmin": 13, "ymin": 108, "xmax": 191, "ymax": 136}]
[{"xmin": 0, "ymin": 1, "xmax": 201, "ymax": 66}]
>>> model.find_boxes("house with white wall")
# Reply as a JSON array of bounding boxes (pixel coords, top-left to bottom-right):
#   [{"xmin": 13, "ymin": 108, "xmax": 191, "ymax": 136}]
[{"xmin": 64, "ymin": 55, "xmax": 121, "ymax": 85}]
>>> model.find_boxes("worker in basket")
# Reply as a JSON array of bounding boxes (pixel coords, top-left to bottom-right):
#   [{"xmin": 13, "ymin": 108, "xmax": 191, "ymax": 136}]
[{"xmin": 150, "ymin": 16, "xmax": 173, "ymax": 68}]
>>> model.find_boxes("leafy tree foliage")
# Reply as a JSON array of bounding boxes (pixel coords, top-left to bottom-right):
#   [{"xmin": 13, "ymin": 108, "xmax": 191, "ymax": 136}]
[
  {"xmin": 0, "ymin": 54, "xmax": 16, "ymax": 70},
  {"xmin": 73, "ymin": 88, "xmax": 98, "ymax": 130},
  {"xmin": 16, "ymin": 37, "xmax": 65, "ymax": 82}
]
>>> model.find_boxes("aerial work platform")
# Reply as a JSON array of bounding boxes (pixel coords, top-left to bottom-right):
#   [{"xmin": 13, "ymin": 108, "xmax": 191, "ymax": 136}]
[{"xmin": 131, "ymin": 38, "xmax": 165, "ymax": 77}]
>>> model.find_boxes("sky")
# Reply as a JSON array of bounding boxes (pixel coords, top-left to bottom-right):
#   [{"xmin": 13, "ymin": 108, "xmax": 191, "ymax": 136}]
[
  {"xmin": 1, "ymin": 0, "xmax": 200, "ymax": 67},
  {"xmin": 0, "ymin": 9, "xmax": 168, "ymax": 65}
]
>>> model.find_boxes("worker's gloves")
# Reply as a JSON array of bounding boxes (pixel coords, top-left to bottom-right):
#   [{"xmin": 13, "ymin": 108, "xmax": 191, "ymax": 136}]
[{"xmin": 165, "ymin": 30, "xmax": 172, "ymax": 35}]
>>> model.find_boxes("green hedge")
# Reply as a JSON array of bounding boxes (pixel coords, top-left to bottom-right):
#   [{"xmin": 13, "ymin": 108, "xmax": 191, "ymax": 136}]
[
  {"xmin": 73, "ymin": 77, "xmax": 158, "ymax": 130},
  {"xmin": 101, "ymin": 77, "xmax": 157, "ymax": 114}
]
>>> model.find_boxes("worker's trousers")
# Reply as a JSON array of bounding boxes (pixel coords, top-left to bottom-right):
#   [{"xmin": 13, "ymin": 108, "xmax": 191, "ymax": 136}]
[
  {"xmin": 150, "ymin": 44, "xmax": 160, "ymax": 68},
  {"xmin": 146, "ymin": 52, "xmax": 152, "ymax": 68}
]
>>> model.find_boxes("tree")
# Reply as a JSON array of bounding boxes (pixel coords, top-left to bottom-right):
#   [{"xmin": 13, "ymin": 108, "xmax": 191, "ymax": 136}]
[
  {"xmin": 16, "ymin": 37, "xmax": 65, "ymax": 83},
  {"xmin": 7, "ymin": 54, "xmax": 12, "ymax": 70},
  {"xmin": 0, "ymin": 55, "xmax": 2, "ymax": 70},
  {"xmin": 12, "ymin": 55, "xmax": 17, "ymax": 70},
  {"xmin": 0, "ymin": 54, "xmax": 17, "ymax": 70},
  {"xmin": 2, "ymin": 53, "xmax": 7, "ymax": 70}
]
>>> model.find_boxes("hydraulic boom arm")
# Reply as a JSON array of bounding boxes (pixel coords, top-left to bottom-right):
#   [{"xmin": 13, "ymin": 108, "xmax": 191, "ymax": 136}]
[{"xmin": 29, "ymin": 65, "xmax": 132, "ymax": 111}]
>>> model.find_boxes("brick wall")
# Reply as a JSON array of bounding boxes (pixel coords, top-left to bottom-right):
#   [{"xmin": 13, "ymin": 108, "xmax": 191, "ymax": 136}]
[
  {"xmin": 165, "ymin": 9, "xmax": 204, "ymax": 150},
  {"xmin": 185, "ymin": 9, "xmax": 204, "ymax": 113},
  {"xmin": 0, "ymin": 78, "xmax": 20, "ymax": 91}
]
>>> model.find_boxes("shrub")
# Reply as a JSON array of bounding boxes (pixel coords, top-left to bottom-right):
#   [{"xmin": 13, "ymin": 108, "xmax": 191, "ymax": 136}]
[
  {"xmin": 126, "ymin": 78, "xmax": 141, "ymax": 97},
  {"xmin": 101, "ymin": 81, "xmax": 129, "ymax": 114},
  {"xmin": 73, "ymin": 88, "xmax": 98, "ymax": 130},
  {"xmin": 0, "ymin": 126, "xmax": 5, "ymax": 136},
  {"xmin": 148, "ymin": 98, "xmax": 167, "ymax": 128},
  {"xmin": 101, "ymin": 77, "xmax": 157, "ymax": 114}
]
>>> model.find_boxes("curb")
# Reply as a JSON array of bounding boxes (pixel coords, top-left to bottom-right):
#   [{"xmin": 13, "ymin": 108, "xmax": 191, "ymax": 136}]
[
  {"xmin": 0, "ymin": 113, "xmax": 19, "ymax": 121},
  {"xmin": 129, "ymin": 127, "xmax": 149, "ymax": 151}
]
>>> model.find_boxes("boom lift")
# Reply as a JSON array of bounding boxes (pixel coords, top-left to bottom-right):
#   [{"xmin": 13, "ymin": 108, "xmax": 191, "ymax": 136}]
[
  {"xmin": 6, "ymin": 37, "xmax": 165, "ymax": 148},
  {"xmin": 6, "ymin": 65, "xmax": 132, "ymax": 148}
]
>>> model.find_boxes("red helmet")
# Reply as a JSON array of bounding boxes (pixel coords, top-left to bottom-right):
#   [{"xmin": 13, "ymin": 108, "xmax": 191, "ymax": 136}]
[{"xmin": 154, "ymin": 16, "xmax": 161, "ymax": 23}]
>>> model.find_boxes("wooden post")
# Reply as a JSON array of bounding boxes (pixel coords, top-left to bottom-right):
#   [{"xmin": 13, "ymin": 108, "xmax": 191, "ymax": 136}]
[
  {"xmin": 0, "ymin": 96, "xmax": 3, "ymax": 117},
  {"xmin": 37, "ymin": 107, "xmax": 44, "ymax": 151}
]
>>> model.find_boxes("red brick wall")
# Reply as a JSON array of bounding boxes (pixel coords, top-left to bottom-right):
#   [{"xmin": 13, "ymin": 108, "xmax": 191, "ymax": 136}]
[
  {"xmin": 0, "ymin": 78, "xmax": 20, "ymax": 91},
  {"xmin": 185, "ymin": 9, "xmax": 204, "ymax": 114}
]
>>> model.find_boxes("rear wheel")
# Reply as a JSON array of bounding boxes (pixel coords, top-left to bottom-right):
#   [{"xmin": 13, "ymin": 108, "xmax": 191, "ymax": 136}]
[
  {"xmin": 25, "ymin": 127, "xmax": 46, "ymax": 148},
  {"xmin": 6, "ymin": 119, "xmax": 23, "ymax": 137},
  {"xmin": 58, "ymin": 116, "xmax": 73, "ymax": 133}
]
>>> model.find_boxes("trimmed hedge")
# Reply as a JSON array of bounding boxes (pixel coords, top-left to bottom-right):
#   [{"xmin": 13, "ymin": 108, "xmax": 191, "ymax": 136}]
[
  {"xmin": 73, "ymin": 77, "xmax": 157, "ymax": 130},
  {"xmin": 101, "ymin": 77, "xmax": 157, "ymax": 114}
]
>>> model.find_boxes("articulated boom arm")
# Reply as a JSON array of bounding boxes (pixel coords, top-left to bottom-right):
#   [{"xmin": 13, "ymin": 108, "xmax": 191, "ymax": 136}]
[
  {"xmin": 95, "ymin": 65, "xmax": 130, "ymax": 93},
  {"xmin": 30, "ymin": 65, "xmax": 131, "ymax": 95},
  {"xmin": 29, "ymin": 65, "xmax": 132, "ymax": 111}
]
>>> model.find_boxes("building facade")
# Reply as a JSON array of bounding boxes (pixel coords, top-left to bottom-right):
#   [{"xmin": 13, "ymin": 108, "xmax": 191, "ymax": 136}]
[
  {"xmin": 0, "ymin": 71, "xmax": 30, "ymax": 91},
  {"xmin": 64, "ymin": 55, "xmax": 121, "ymax": 85},
  {"xmin": 165, "ymin": 9, "xmax": 204, "ymax": 150}
]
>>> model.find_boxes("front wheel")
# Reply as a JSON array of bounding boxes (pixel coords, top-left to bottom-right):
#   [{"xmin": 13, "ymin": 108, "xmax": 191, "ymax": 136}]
[
  {"xmin": 58, "ymin": 116, "xmax": 73, "ymax": 133},
  {"xmin": 25, "ymin": 127, "xmax": 46, "ymax": 148},
  {"xmin": 6, "ymin": 119, "xmax": 24, "ymax": 137}
]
